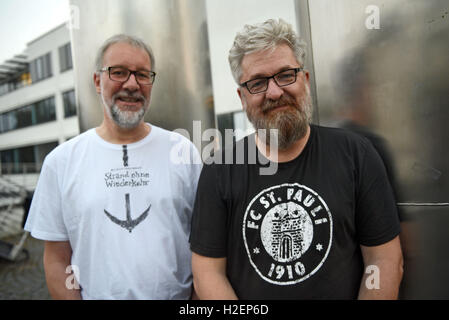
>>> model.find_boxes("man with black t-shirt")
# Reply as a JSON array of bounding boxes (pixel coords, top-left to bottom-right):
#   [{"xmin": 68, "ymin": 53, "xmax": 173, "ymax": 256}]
[{"xmin": 190, "ymin": 19, "xmax": 403, "ymax": 299}]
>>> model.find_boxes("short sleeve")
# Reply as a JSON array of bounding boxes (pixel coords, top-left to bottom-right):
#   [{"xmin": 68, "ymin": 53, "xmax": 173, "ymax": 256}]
[
  {"xmin": 181, "ymin": 140, "xmax": 203, "ymax": 210},
  {"xmin": 190, "ymin": 163, "xmax": 229, "ymax": 258},
  {"xmin": 24, "ymin": 158, "xmax": 69, "ymax": 241},
  {"xmin": 187, "ymin": 141, "xmax": 203, "ymax": 201},
  {"xmin": 355, "ymin": 141, "xmax": 401, "ymax": 246}
]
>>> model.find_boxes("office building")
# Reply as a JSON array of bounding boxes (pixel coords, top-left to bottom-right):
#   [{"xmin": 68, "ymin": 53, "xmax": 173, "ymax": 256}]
[
  {"xmin": 0, "ymin": 23, "xmax": 78, "ymax": 238},
  {"xmin": 0, "ymin": 23, "xmax": 79, "ymax": 191}
]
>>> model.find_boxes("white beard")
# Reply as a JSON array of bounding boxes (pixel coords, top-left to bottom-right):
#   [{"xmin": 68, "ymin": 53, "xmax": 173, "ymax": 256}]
[
  {"xmin": 107, "ymin": 102, "xmax": 146, "ymax": 129},
  {"xmin": 100, "ymin": 84, "xmax": 148, "ymax": 129}
]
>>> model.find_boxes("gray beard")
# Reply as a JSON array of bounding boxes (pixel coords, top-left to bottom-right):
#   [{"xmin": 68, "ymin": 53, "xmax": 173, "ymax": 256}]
[
  {"xmin": 249, "ymin": 86, "xmax": 313, "ymax": 150},
  {"xmin": 109, "ymin": 103, "xmax": 146, "ymax": 129},
  {"xmin": 101, "ymin": 90, "xmax": 148, "ymax": 129},
  {"xmin": 257, "ymin": 110, "xmax": 308, "ymax": 150}
]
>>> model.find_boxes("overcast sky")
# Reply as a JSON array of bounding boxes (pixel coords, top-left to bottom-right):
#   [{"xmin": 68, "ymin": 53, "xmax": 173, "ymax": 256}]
[{"xmin": 0, "ymin": 0, "xmax": 70, "ymax": 64}]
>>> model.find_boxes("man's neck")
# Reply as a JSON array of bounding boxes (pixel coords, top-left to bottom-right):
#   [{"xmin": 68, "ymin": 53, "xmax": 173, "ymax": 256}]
[
  {"xmin": 96, "ymin": 120, "xmax": 151, "ymax": 145},
  {"xmin": 255, "ymin": 125, "xmax": 311, "ymax": 163}
]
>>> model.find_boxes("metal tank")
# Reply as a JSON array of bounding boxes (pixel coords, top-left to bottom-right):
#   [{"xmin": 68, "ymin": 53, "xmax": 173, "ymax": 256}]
[
  {"xmin": 295, "ymin": 0, "xmax": 449, "ymax": 298},
  {"xmin": 69, "ymin": 0, "xmax": 215, "ymax": 142}
]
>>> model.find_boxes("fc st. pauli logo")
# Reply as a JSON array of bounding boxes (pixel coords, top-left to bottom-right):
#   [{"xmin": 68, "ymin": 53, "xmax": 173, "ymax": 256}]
[{"xmin": 243, "ymin": 183, "xmax": 333, "ymax": 285}]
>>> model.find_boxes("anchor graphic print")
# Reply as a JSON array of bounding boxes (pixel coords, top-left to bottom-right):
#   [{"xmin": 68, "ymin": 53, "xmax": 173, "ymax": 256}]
[
  {"xmin": 104, "ymin": 194, "xmax": 151, "ymax": 233},
  {"xmin": 103, "ymin": 145, "xmax": 152, "ymax": 232}
]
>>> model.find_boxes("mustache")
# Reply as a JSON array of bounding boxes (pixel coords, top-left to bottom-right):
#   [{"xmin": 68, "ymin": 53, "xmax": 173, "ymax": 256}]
[
  {"xmin": 112, "ymin": 91, "xmax": 146, "ymax": 103},
  {"xmin": 261, "ymin": 95, "xmax": 299, "ymax": 112}
]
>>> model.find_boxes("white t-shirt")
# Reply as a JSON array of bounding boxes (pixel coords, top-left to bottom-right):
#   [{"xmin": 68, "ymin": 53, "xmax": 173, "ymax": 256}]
[{"xmin": 25, "ymin": 124, "xmax": 202, "ymax": 299}]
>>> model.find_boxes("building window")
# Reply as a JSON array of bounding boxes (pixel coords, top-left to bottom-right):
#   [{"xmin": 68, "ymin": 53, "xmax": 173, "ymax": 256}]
[
  {"xmin": 35, "ymin": 97, "xmax": 56, "ymax": 124},
  {"xmin": 1, "ymin": 111, "xmax": 18, "ymax": 132},
  {"xmin": 0, "ymin": 141, "xmax": 58, "ymax": 174},
  {"xmin": 30, "ymin": 52, "xmax": 52, "ymax": 83},
  {"xmin": 0, "ymin": 96, "xmax": 55, "ymax": 133},
  {"xmin": 0, "ymin": 72, "xmax": 31, "ymax": 97},
  {"xmin": 59, "ymin": 43, "xmax": 73, "ymax": 72},
  {"xmin": 62, "ymin": 89, "xmax": 77, "ymax": 118},
  {"xmin": 16, "ymin": 104, "xmax": 33, "ymax": 129}
]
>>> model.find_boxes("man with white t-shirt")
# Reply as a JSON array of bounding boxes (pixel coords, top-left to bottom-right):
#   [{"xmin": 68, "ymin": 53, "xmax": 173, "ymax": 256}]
[{"xmin": 25, "ymin": 34, "xmax": 202, "ymax": 299}]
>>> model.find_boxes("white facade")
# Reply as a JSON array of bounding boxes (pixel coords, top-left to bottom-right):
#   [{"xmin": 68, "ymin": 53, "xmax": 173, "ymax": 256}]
[{"xmin": 0, "ymin": 23, "xmax": 79, "ymax": 189}]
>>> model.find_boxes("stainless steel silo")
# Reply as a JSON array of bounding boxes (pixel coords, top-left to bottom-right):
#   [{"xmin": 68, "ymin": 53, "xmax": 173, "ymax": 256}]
[
  {"xmin": 69, "ymin": 0, "xmax": 215, "ymax": 141},
  {"xmin": 295, "ymin": 0, "xmax": 449, "ymax": 298}
]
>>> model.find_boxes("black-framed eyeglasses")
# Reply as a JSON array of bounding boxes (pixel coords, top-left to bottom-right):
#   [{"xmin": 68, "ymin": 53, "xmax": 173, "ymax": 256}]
[
  {"xmin": 99, "ymin": 66, "xmax": 156, "ymax": 85},
  {"xmin": 240, "ymin": 67, "xmax": 304, "ymax": 94}
]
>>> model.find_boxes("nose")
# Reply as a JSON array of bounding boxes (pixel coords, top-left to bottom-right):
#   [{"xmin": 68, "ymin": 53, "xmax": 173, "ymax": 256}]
[
  {"xmin": 265, "ymin": 78, "xmax": 283, "ymax": 100},
  {"xmin": 122, "ymin": 73, "xmax": 140, "ymax": 91}
]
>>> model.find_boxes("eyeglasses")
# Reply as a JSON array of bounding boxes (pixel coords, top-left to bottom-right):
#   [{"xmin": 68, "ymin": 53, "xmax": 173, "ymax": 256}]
[
  {"xmin": 99, "ymin": 66, "xmax": 156, "ymax": 85},
  {"xmin": 240, "ymin": 67, "xmax": 304, "ymax": 94}
]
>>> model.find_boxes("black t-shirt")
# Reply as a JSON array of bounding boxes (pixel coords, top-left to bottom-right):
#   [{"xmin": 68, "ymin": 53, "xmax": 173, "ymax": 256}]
[{"xmin": 190, "ymin": 125, "xmax": 401, "ymax": 299}]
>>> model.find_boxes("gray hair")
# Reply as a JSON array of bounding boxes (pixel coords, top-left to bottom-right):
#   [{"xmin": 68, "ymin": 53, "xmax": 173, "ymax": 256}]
[
  {"xmin": 228, "ymin": 18, "xmax": 307, "ymax": 84},
  {"xmin": 95, "ymin": 34, "xmax": 156, "ymax": 72}
]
